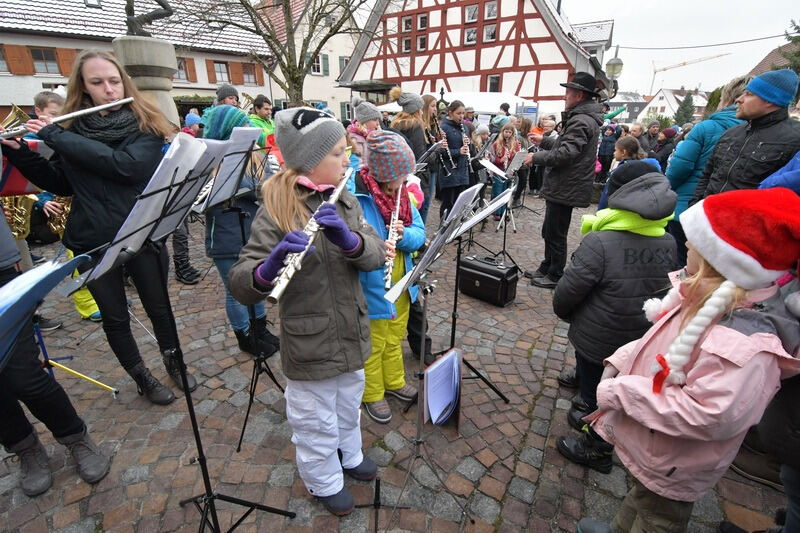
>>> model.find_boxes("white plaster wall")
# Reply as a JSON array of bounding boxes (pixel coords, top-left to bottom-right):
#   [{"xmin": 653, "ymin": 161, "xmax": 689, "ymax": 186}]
[
  {"xmin": 503, "ymin": 71, "xmax": 524, "ymax": 94},
  {"xmin": 534, "ymin": 42, "xmax": 565, "ymax": 64},
  {"xmin": 538, "ymin": 69, "xmax": 569, "ymax": 97},
  {"xmin": 525, "ymin": 18, "xmax": 550, "ymax": 38}
]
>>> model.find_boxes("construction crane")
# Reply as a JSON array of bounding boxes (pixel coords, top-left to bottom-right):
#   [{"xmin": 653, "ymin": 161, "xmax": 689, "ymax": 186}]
[{"xmin": 650, "ymin": 53, "xmax": 731, "ymax": 95}]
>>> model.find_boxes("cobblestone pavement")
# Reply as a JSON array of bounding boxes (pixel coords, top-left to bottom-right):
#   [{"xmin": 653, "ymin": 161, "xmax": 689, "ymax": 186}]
[{"xmin": 1, "ymin": 197, "xmax": 786, "ymax": 532}]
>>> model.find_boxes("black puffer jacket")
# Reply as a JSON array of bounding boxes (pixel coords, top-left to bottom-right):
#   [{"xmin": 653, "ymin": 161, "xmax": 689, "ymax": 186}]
[
  {"xmin": 690, "ymin": 108, "xmax": 800, "ymax": 205},
  {"xmin": 3, "ymin": 125, "xmax": 164, "ymax": 254},
  {"xmin": 531, "ymin": 100, "xmax": 603, "ymax": 207},
  {"xmin": 553, "ymin": 173, "xmax": 678, "ymax": 365}
]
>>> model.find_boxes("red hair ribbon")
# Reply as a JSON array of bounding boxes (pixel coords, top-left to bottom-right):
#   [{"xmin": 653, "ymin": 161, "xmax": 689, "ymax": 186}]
[{"xmin": 652, "ymin": 354, "xmax": 670, "ymax": 394}]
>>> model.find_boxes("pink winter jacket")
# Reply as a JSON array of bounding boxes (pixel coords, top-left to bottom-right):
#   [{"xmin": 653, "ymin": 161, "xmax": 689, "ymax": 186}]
[{"xmin": 588, "ymin": 277, "xmax": 800, "ymax": 503}]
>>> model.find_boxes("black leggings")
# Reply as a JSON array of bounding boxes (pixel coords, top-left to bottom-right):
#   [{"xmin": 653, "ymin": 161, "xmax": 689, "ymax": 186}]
[
  {"xmin": 80, "ymin": 244, "xmax": 179, "ymax": 371},
  {"xmin": 0, "ymin": 267, "xmax": 84, "ymax": 448}
]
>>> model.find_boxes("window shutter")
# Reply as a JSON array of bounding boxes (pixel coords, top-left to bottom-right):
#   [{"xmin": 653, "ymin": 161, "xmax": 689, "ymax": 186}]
[
  {"xmin": 322, "ymin": 54, "xmax": 329, "ymax": 76},
  {"xmin": 55, "ymin": 48, "xmax": 76, "ymax": 76},
  {"xmin": 205, "ymin": 59, "xmax": 216, "ymax": 83},
  {"xmin": 305, "ymin": 53, "xmax": 311, "ymax": 71},
  {"xmin": 255, "ymin": 63, "xmax": 264, "ymax": 85},
  {"xmin": 229, "ymin": 61, "xmax": 244, "ymax": 85},
  {"xmin": 185, "ymin": 58, "xmax": 197, "ymax": 82},
  {"xmin": 4, "ymin": 45, "xmax": 34, "ymax": 75},
  {"xmin": 339, "ymin": 56, "xmax": 346, "ymax": 75}
]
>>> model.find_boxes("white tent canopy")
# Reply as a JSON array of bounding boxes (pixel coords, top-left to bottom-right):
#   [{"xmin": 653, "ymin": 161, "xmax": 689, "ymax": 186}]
[{"xmin": 378, "ymin": 91, "xmax": 538, "ymax": 116}]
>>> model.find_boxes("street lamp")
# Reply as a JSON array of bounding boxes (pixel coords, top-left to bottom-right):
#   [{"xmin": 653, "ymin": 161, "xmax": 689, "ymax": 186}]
[{"xmin": 605, "ymin": 45, "xmax": 623, "ymax": 81}]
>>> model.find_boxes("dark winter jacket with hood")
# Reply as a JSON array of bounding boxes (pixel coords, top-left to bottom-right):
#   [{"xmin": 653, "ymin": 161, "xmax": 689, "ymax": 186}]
[
  {"xmin": 666, "ymin": 104, "xmax": 743, "ymax": 220},
  {"xmin": 531, "ymin": 99, "xmax": 603, "ymax": 207},
  {"xmin": 553, "ymin": 173, "xmax": 678, "ymax": 365},
  {"xmin": 690, "ymin": 107, "xmax": 800, "ymax": 206}
]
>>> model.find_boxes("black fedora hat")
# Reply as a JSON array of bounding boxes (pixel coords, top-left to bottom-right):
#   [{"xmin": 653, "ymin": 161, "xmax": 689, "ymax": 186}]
[{"xmin": 560, "ymin": 72, "xmax": 601, "ymax": 97}]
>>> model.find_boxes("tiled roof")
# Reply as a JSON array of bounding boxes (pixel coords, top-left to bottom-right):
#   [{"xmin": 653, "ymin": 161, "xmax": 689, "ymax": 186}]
[
  {"xmin": 0, "ymin": 0, "xmax": 270, "ymax": 55},
  {"xmin": 571, "ymin": 20, "xmax": 613, "ymax": 45},
  {"xmin": 749, "ymin": 43, "xmax": 797, "ymax": 76}
]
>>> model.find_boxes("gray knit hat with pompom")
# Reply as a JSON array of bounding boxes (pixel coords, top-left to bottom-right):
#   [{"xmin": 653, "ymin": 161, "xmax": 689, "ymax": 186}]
[{"xmin": 351, "ymin": 95, "xmax": 381, "ymax": 124}]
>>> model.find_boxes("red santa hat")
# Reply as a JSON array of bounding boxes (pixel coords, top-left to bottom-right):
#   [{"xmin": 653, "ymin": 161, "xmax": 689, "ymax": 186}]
[{"xmin": 680, "ymin": 188, "xmax": 800, "ymax": 289}]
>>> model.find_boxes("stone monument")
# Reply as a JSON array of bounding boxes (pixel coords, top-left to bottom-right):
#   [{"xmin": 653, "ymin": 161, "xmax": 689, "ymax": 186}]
[{"xmin": 112, "ymin": 0, "xmax": 180, "ymax": 126}]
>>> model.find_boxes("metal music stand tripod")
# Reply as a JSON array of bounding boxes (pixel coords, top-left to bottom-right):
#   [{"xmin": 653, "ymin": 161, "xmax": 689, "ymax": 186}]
[{"xmin": 73, "ymin": 132, "xmax": 295, "ymax": 531}]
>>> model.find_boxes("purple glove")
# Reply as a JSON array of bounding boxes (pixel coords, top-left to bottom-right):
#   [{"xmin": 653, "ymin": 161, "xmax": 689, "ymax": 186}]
[
  {"xmin": 254, "ymin": 230, "xmax": 313, "ymax": 287},
  {"xmin": 313, "ymin": 203, "xmax": 360, "ymax": 252}
]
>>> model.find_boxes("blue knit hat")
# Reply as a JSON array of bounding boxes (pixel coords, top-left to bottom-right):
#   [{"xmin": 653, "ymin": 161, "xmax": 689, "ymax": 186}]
[
  {"xmin": 745, "ymin": 69, "xmax": 799, "ymax": 108},
  {"xmin": 491, "ymin": 115, "xmax": 510, "ymax": 128},
  {"xmin": 366, "ymin": 130, "xmax": 416, "ymax": 182},
  {"xmin": 202, "ymin": 105, "xmax": 250, "ymax": 140},
  {"xmin": 184, "ymin": 113, "xmax": 201, "ymax": 127}
]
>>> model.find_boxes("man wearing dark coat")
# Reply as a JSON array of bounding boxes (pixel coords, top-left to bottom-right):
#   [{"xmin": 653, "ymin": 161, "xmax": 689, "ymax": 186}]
[{"xmin": 526, "ymin": 72, "xmax": 604, "ymax": 288}]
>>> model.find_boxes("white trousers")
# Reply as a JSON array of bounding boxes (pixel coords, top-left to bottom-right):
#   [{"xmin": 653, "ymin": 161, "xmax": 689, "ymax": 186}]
[{"xmin": 284, "ymin": 369, "xmax": 365, "ymax": 497}]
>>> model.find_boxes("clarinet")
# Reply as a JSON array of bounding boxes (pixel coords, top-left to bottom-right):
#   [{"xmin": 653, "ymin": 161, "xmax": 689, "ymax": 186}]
[
  {"xmin": 267, "ymin": 168, "xmax": 353, "ymax": 304},
  {"xmin": 427, "ymin": 125, "xmax": 452, "ymax": 177},
  {"xmin": 383, "ymin": 187, "xmax": 403, "ymax": 290},
  {"xmin": 460, "ymin": 123, "xmax": 471, "ymax": 163}
]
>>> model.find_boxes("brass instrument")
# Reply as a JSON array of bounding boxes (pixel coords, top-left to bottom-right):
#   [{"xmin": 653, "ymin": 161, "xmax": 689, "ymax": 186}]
[
  {"xmin": 0, "ymin": 104, "xmax": 31, "ymax": 133},
  {"xmin": 383, "ymin": 187, "xmax": 402, "ymax": 290},
  {"xmin": 1, "ymin": 194, "xmax": 37, "ymax": 239},
  {"xmin": 47, "ymin": 196, "xmax": 72, "ymax": 236},
  {"xmin": 1, "ymin": 98, "xmax": 134, "ymax": 139},
  {"xmin": 267, "ymin": 168, "xmax": 353, "ymax": 304},
  {"xmin": 241, "ymin": 92, "xmax": 255, "ymax": 112}
]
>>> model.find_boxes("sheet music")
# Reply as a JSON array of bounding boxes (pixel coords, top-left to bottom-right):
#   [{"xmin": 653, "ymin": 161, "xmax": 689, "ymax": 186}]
[
  {"xmin": 90, "ymin": 133, "xmax": 206, "ymax": 281},
  {"xmin": 424, "ymin": 348, "xmax": 462, "ymax": 425},
  {"xmin": 506, "ymin": 151, "xmax": 528, "ymax": 176},
  {"xmin": 479, "ymin": 159, "xmax": 508, "ymax": 180},
  {"xmin": 198, "ymin": 127, "xmax": 262, "ymax": 211},
  {"xmin": 449, "ymin": 186, "xmax": 515, "ymax": 241}
]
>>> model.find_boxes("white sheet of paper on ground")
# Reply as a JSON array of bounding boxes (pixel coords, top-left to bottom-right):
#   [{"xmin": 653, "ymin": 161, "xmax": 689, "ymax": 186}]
[{"xmin": 423, "ymin": 348, "xmax": 462, "ymax": 425}]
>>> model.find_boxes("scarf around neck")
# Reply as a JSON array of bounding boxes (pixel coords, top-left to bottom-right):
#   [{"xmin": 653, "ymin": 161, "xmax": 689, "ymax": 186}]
[
  {"xmin": 581, "ymin": 208, "xmax": 673, "ymax": 236},
  {"xmin": 71, "ymin": 106, "xmax": 140, "ymax": 144},
  {"xmin": 360, "ymin": 168, "xmax": 412, "ymax": 226}
]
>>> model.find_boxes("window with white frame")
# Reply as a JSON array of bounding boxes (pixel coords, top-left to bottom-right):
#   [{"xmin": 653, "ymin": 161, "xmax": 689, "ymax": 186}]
[
  {"xmin": 417, "ymin": 35, "xmax": 427, "ymax": 51},
  {"xmin": 465, "ymin": 5, "xmax": 478, "ymax": 23},
  {"xmin": 174, "ymin": 57, "xmax": 187, "ymax": 81},
  {"xmin": 402, "ymin": 15, "xmax": 412, "ymax": 32},
  {"xmin": 214, "ymin": 61, "xmax": 229, "ymax": 82},
  {"xmin": 464, "ymin": 27, "xmax": 477, "ymax": 45},
  {"xmin": 488, "ymin": 74, "xmax": 500, "ymax": 92},
  {"xmin": 311, "ymin": 55, "xmax": 322, "ymax": 74},
  {"xmin": 84, "ymin": 0, "xmax": 102, "ymax": 6},
  {"xmin": 484, "ymin": 24, "xmax": 496, "ymax": 42},
  {"xmin": 242, "ymin": 63, "xmax": 256, "ymax": 85},
  {"xmin": 402, "ymin": 37, "xmax": 412, "ymax": 53},
  {"xmin": 418, "ymin": 14, "xmax": 428, "ymax": 30},
  {"xmin": 485, "ymin": 1, "xmax": 497, "ymax": 19}
]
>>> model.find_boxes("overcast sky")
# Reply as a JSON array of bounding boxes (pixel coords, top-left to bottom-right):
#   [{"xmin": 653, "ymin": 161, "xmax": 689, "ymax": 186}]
[{"xmin": 561, "ymin": 0, "xmax": 797, "ymax": 96}]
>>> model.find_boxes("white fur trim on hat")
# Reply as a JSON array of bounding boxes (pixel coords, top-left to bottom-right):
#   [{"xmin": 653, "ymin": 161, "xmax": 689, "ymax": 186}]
[{"xmin": 680, "ymin": 200, "xmax": 785, "ymax": 289}]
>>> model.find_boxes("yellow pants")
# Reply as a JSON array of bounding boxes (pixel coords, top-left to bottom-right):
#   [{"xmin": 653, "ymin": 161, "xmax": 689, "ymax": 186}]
[
  {"xmin": 67, "ymin": 249, "xmax": 100, "ymax": 319},
  {"xmin": 362, "ymin": 255, "xmax": 410, "ymax": 403}
]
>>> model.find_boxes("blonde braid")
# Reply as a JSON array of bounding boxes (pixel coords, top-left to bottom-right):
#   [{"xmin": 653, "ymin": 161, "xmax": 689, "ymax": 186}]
[{"xmin": 652, "ymin": 280, "xmax": 738, "ymax": 386}]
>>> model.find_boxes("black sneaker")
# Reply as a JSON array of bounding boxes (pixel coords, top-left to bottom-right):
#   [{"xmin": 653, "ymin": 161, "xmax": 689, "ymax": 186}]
[
  {"xmin": 317, "ymin": 486, "xmax": 354, "ymax": 516},
  {"xmin": 34, "ymin": 314, "xmax": 62, "ymax": 332},
  {"xmin": 556, "ymin": 431, "xmax": 613, "ymax": 474},
  {"xmin": 175, "ymin": 264, "xmax": 201, "ymax": 285},
  {"xmin": 567, "ymin": 406, "xmax": 591, "ymax": 432},
  {"xmin": 31, "ymin": 254, "xmax": 47, "ymax": 265}
]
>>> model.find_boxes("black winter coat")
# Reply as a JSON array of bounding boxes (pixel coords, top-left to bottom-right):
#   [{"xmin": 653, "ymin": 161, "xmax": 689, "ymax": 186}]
[
  {"xmin": 639, "ymin": 132, "xmax": 659, "ymax": 152},
  {"xmin": 439, "ymin": 118, "xmax": 471, "ymax": 189},
  {"xmin": 690, "ymin": 108, "xmax": 800, "ymax": 205},
  {"xmin": 3, "ymin": 124, "xmax": 163, "ymax": 254},
  {"xmin": 531, "ymin": 100, "xmax": 603, "ymax": 207},
  {"xmin": 648, "ymin": 139, "xmax": 676, "ymax": 172},
  {"xmin": 553, "ymin": 173, "xmax": 678, "ymax": 365}
]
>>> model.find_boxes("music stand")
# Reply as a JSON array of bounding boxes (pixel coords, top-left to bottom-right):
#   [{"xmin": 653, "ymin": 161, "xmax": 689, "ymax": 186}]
[
  {"xmin": 381, "ymin": 183, "xmax": 488, "ymax": 530},
  {"xmin": 73, "ymin": 132, "xmax": 295, "ymax": 531}
]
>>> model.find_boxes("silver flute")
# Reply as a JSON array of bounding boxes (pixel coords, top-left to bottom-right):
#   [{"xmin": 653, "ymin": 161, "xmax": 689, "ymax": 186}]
[
  {"xmin": 1, "ymin": 98, "xmax": 135, "ymax": 139},
  {"xmin": 383, "ymin": 187, "xmax": 403, "ymax": 290},
  {"xmin": 267, "ymin": 167, "xmax": 354, "ymax": 304}
]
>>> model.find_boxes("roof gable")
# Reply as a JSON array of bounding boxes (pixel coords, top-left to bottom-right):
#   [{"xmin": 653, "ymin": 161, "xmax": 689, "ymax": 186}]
[
  {"xmin": 749, "ymin": 43, "xmax": 797, "ymax": 76},
  {"xmin": 571, "ymin": 19, "xmax": 613, "ymax": 47}
]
